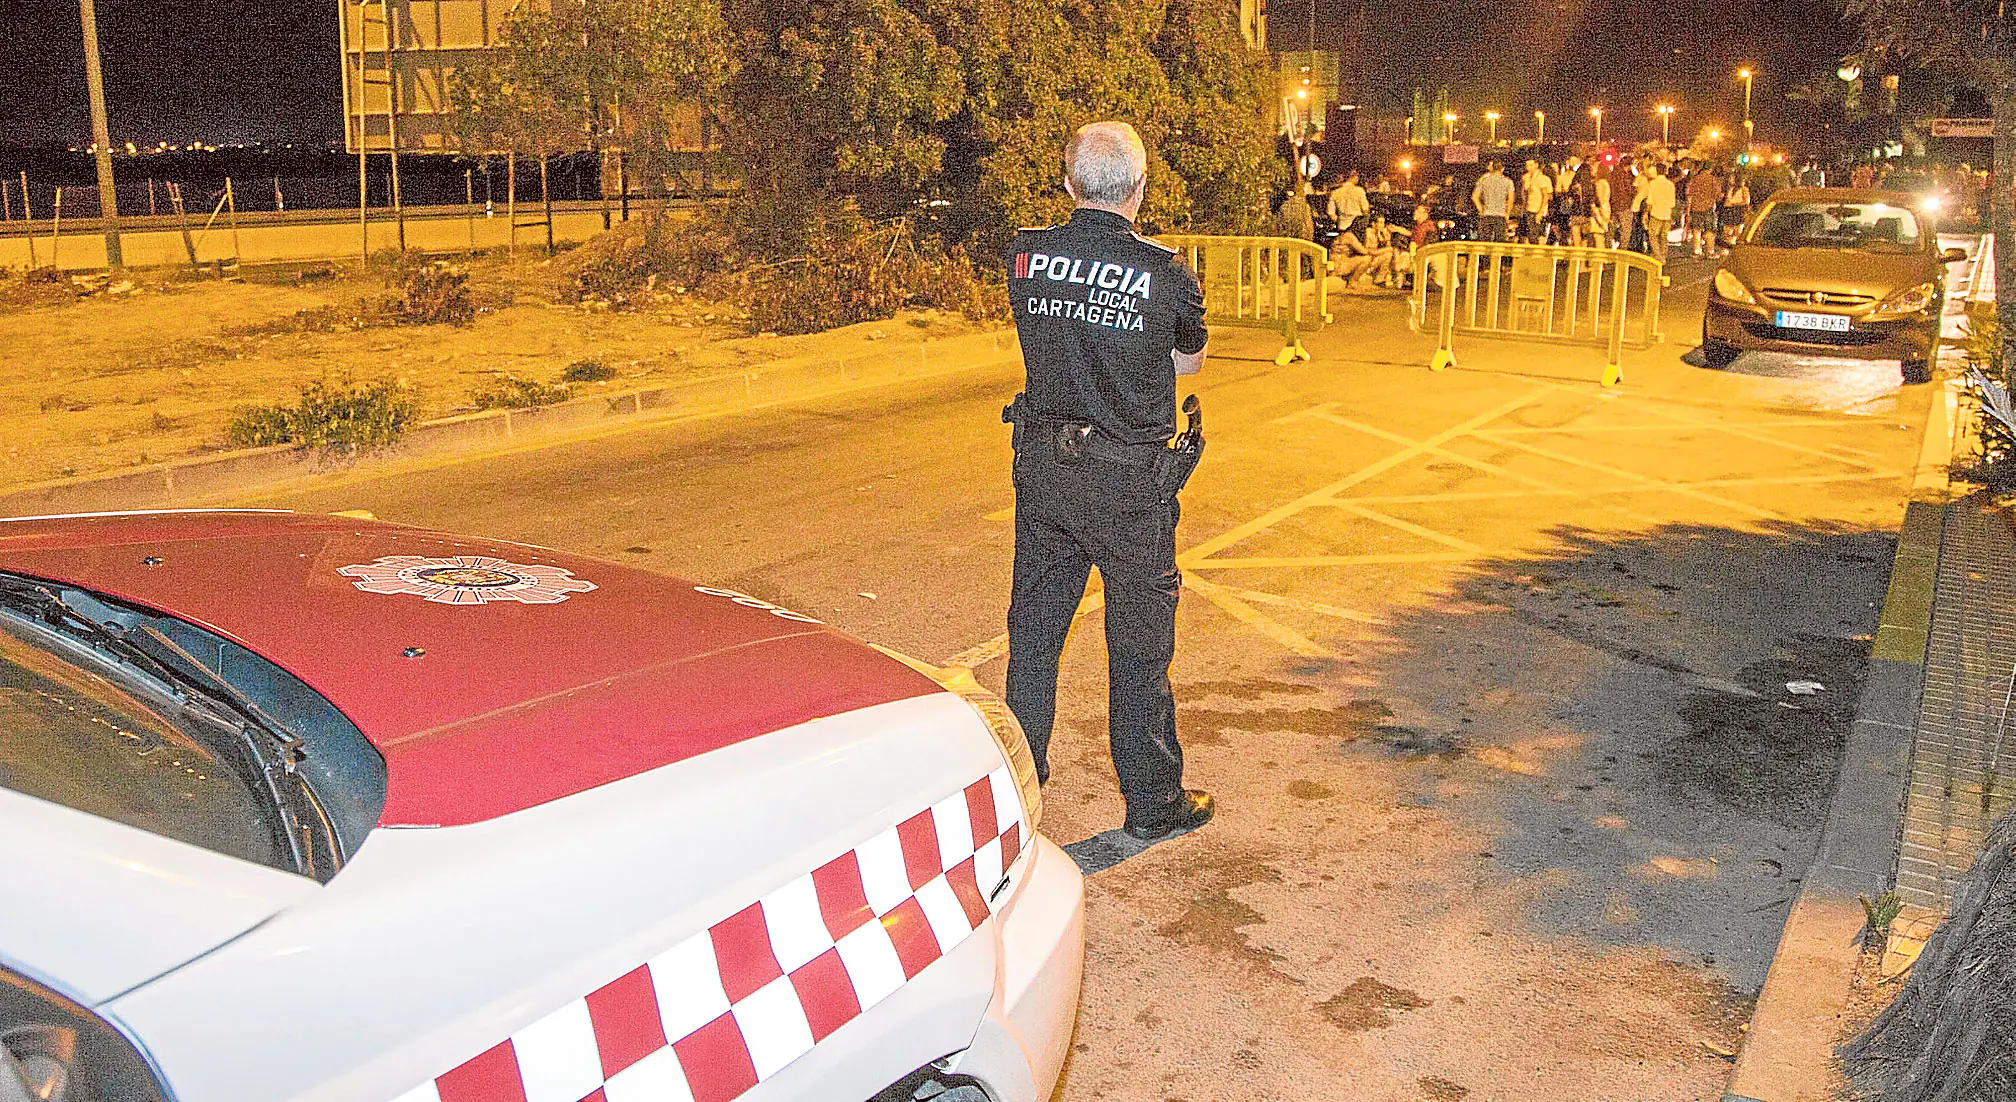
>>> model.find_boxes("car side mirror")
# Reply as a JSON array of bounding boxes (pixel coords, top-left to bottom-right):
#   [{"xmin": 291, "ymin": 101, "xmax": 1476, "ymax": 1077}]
[{"xmin": 1942, "ymin": 247, "xmax": 1969, "ymax": 264}]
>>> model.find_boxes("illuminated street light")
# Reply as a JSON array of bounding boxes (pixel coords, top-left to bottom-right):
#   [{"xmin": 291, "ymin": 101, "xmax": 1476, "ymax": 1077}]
[
  {"xmin": 1656, "ymin": 103, "xmax": 1675, "ymax": 145},
  {"xmin": 1535, "ymin": 110, "xmax": 1546, "ymax": 143},
  {"xmin": 1588, "ymin": 105, "xmax": 1603, "ymax": 144},
  {"xmin": 1442, "ymin": 111, "xmax": 1459, "ymax": 144},
  {"xmin": 1485, "ymin": 110, "xmax": 1501, "ymax": 145},
  {"xmin": 1398, "ymin": 156, "xmax": 1413, "ymax": 191},
  {"xmin": 1707, "ymin": 128, "xmax": 1721, "ymax": 141}
]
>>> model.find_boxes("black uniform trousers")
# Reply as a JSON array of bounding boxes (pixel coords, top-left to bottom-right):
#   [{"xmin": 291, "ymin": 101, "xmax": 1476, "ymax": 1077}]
[{"xmin": 1005, "ymin": 437, "xmax": 1184, "ymax": 820}]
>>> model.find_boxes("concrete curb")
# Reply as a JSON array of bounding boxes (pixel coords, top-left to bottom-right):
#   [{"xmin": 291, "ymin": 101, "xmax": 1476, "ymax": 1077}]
[
  {"xmin": 1720, "ymin": 396, "xmax": 1956, "ymax": 1101},
  {"xmin": 0, "ymin": 328, "xmax": 1019, "ymax": 517}
]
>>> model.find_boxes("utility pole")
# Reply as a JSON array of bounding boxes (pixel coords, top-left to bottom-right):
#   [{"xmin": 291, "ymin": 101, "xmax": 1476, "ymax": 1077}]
[{"xmin": 77, "ymin": 0, "xmax": 123, "ymax": 268}]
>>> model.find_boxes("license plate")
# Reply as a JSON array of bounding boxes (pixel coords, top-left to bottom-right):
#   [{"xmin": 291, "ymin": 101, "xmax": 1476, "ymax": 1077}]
[{"xmin": 1775, "ymin": 311, "xmax": 1852, "ymax": 333}]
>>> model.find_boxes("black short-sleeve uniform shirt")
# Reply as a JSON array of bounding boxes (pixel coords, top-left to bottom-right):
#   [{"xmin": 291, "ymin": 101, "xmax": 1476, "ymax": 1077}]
[{"xmin": 1004, "ymin": 208, "xmax": 1208, "ymax": 446}]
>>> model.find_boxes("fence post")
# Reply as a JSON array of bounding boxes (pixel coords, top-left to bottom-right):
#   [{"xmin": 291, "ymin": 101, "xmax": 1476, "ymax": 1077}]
[
  {"xmin": 1603, "ymin": 254, "xmax": 1628, "ymax": 387},
  {"xmin": 1430, "ymin": 244, "xmax": 1458, "ymax": 371},
  {"xmin": 49, "ymin": 187, "xmax": 62, "ymax": 270}
]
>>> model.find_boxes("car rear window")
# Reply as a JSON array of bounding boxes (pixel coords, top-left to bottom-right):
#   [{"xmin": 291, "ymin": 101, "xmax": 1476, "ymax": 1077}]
[
  {"xmin": 0, "ymin": 615, "xmax": 288, "ymax": 869},
  {"xmin": 1749, "ymin": 201, "xmax": 1924, "ymax": 251}
]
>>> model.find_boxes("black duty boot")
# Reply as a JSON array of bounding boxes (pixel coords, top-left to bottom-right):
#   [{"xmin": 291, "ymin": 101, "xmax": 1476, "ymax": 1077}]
[{"xmin": 1123, "ymin": 789, "xmax": 1215, "ymax": 842}]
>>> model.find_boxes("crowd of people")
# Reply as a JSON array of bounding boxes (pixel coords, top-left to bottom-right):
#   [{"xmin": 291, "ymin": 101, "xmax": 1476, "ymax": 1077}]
[{"xmin": 1280, "ymin": 147, "xmax": 1946, "ymax": 291}]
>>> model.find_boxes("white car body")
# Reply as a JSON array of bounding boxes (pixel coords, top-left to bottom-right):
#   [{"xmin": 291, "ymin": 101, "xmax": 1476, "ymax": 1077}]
[{"xmin": 0, "ymin": 512, "xmax": 1085, "ymax": 1102}]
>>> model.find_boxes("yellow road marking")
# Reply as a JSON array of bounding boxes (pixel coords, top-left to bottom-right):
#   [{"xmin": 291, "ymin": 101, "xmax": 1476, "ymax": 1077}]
[
  {"xmin": 1207, "ymin": 583, "xmax": 1387, "ymax": 624},
  {"xmin": 1178, "ymin": 388, "xmax": 1547, "ymax": 566},
  {"xmin": 1481, "ymin": 434, "xmax": 1786, "ymax": 520},
  {"xmin": 1190, "ymin": 552, "xmax": 1477, "ymax": 570},
  {"xmin": 1333, "ymin": 501, "xmax": 1488, "ymax": 555},
  {"xmin": 1185, "ymin": 576, "xmax": 1340, "ymax": 659},
  {"xmin": 1623, "ymin": 398, "xmax": 1887, "ymax": 473}
]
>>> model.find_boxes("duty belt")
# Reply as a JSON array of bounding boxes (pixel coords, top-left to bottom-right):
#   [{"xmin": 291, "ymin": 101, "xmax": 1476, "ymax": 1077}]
[{"xmin": 1001, "ymin": 393, "xmax": 1205, "ymax": 495}]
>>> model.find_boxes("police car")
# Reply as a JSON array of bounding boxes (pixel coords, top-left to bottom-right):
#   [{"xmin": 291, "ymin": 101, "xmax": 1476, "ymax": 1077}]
[{"xmin": 0, "ymin": 510, "xmax": 1083, "ymax": 1102}]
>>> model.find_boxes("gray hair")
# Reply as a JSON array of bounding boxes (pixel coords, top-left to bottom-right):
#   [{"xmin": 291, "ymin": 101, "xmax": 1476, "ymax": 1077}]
[{"xmin": 1065, "ymin": 122, "xmax": 1147, "ymax": 204}]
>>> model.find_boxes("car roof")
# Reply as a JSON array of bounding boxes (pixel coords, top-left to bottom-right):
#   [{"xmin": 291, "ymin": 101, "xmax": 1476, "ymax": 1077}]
[
  {"xmin": 1760, "ymin": 187, "xmax": 1928, "ymax": 206},
  {"xmin": 0, "ymin": 511, "xmax": 938, "ymax": 826}
]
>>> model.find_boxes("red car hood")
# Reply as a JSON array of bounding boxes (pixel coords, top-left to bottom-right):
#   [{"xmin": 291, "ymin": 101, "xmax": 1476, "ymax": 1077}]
[{"xmin": 0, "ymin": 511, "xmax": 938, "ymax": 826}]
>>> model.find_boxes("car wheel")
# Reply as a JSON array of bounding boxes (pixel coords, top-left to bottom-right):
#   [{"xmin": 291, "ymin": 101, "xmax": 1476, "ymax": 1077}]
[
  {"xmin": 1701, "ymin": 337, "xmax": 1738, "ymax": 370},
  {"xmin": 1901, "ymin": 357, "xmax": 1933, "ymax": 385}
]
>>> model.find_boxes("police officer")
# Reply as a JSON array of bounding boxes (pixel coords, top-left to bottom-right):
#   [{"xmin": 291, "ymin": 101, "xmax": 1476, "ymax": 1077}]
[{"xmin": 1001, "ymin": 121, "xmax": 1213, "ymax": 843}]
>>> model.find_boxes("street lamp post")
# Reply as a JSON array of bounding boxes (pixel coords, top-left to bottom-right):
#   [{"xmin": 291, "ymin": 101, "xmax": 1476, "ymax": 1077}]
[
  {"xmin": 1485, "ymin": 110, "xmax": 1500, "ymax": 145},
  {"xmin": 1442, "ymin": 111, "xmax": 1459, "ymax": 144},
  {"xmin": 1535, "ymin": 110, "xmax": 1546, "ymax": 143},
  {"xmin": 1657, "ymin": 104, "xmax": 1675, "ymax": 146},
  {"xmin": 1738, "ymin": 67, "xmax": 1755, "ymax": 153},
  {"xmin": 1398, "ymin": 157, "xmax": 1413, "ymax": 193},
  {"xmin": 1589, "ymin": 106, "xmax": 1603, "ymax": 144},
  {"xmin": 77, "ymin": 0, "xmax": 122, "ymax": 268}
]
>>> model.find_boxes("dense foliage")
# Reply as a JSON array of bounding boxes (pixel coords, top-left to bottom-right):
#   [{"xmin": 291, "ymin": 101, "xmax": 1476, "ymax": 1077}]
[{"xmin": 449, "ymin": 0, "xmax": 1274, "ymax": 260}]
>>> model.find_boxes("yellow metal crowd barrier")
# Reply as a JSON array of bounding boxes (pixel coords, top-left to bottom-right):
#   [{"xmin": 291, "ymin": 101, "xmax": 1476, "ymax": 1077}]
[
  {"xmin": 1408, "ymin": 241, "xmax": 1664, "ymax": 386},
  {"xmin": 1158, "ymin": 235, "xmax": 1334, "ymax": 365}
]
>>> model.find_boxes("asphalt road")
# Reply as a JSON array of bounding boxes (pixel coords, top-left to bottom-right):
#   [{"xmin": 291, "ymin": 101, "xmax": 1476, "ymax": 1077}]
[{"xmin": 250, "ymin": 255, "xmax": 1945, "ymax": 1101}]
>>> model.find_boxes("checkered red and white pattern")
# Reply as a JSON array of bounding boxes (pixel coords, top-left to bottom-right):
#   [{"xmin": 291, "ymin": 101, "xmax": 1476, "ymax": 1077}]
[{"xmin": 390, "ymin": 766, "xmax": 1027, "ymax": 1102}]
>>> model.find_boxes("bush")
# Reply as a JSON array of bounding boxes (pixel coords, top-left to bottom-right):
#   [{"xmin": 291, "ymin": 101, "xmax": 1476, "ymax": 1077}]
[
  {"xmin": 748, "ymin": 214, "xmax": 1009, "ymax": 335},
  {"xmin": 226, "ymin": 378, "xmax": 418, "ymax": 449},
  {"xmin": 560, "ymin": 214, "xmax": 740, "ymax": 307},
  {"xmin": 470, "ymin": 375, "xmax": 571, "ymax": 410},
  {"xmin": 1960, "ymin": 309, "xmax": 2016, "ymax": 491},
  {"xmin": 394, "ymin": 263, "xmax": 475, "ymax": 325},
  {"xmin": 561, "ymin": 359, "xmax": 617, "ymax": 383}
]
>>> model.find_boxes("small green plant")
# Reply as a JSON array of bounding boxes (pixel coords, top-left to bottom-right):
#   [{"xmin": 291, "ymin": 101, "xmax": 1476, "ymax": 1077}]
[
  {"xmin": 226, "ymin": 378, "xmax": 418, "ymax": 449},
  {"xmin": 561, "ymin": 359, "xmax": 617, "ymax": 383},
  {"xmin": 1859, "ymin": 890, "xmax": 1905, "ymax": 950},
  {"xmin": 470, "ymin": 374, "xmax": 571, "ymax": 410}
]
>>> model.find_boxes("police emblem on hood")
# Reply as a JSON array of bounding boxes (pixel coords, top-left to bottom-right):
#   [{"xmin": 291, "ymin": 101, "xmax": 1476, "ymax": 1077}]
[{"xmin": 337, "ymin": 555, "xmax": 596, "ymax": 605}]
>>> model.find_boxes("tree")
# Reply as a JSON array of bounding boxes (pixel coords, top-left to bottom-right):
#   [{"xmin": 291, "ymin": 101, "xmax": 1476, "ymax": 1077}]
[
  {"xmin": 1847, "ymin": 0, "xmax": 2016, "ymax": 376},
  {"xmin": 449, "ymin": 0, "xmax": 732, "ymax": 192},
  {"xmin": 720, "ymin": 0, "xmax": 963, "ymax": 253}
]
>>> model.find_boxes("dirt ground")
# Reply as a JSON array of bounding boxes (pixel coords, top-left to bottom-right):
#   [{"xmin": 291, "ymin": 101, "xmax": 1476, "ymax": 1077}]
[{"xmin": 0, "ymin": 256, "xmax": 984, "ymax": 490}]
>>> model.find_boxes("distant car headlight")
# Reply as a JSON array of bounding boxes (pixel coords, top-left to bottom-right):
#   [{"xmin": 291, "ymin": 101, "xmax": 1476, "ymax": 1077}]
[
  {"xmin": 1876, "ymin": 281, "xmax": 1937, "ymax": 316},
  {"xmin": 1713, "ymin": 268, "xmax": 1756, "ymax": 304},
  {"xmin": 873, "ymin": 648, "xmax": 1042, "ymax": 833}
]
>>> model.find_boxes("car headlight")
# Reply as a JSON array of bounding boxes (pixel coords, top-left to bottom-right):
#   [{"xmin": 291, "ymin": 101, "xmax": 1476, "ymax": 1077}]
[
  {"xmin": 1876, "ymin": 282, "xmax": 1936, "ymax": 316},
  {"xmin": 872, "ymin": 648, "xmax": 1041, "ymax": 833},
  {"xmin": 1713, "ymin": 268, "xmax": 1756, "ymax": 304}
]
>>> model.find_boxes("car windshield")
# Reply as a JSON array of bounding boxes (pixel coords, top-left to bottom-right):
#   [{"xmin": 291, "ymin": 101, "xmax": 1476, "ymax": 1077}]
[{"xmin": 1748, "ymin": 200, "xmax": 1923, "ymax": 252}]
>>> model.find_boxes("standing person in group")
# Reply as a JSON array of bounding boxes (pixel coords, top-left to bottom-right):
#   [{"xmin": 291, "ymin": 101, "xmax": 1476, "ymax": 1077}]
[
  {"xmin": 1687, "ymin": 164, "xmax": 1724, "ymax": 257},
  {"xmin": 1000, "ymin": 121, "xmax": 1214, "ymax": 843},
  {"xmin": 1328, "ymin": 169, "xmax": 1371, "ymax": 240},
  {"xmin": 1851, "ymin": 161, "xmax": 1876, "ymax": 189},
  {"xmin": 1519, "ymin": 158, "xmax": 1554, "ymax": 243},
  {"xmin": 1590, "ymin": 161, "xmax": 1614, "ymax": 248},
  {"xmin": 1472, "ymin": 160, "xmax": 1515, "ymax": 242},
  {"xmin": 1640, "ymin": 160, "xmax": 1678, "ymax": 264},
  {"xmin": 1277, "ymin": 182, "xmax": 1315, "ymax": 242},
  {"xmin": 1721, "ymin": 173, "xmax": 1751, "ymax": 247},
  {"xmin": 1553, "ymin": 156, "xmax": 1583, "ymax": 244},
  {"xmin": 1622, "ymin": 157, "xmax": 1650, "ymax": 253},
  {"xmin": 1565, "ymin": 162, "xmax": 1599, "ymax": 246}
]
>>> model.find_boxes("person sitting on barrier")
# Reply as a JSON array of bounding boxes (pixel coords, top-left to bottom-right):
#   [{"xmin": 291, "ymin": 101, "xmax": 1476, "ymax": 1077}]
[
  {"xmin": 1362, "ymin": 212, "xmax": 1406, "ymax": 288},
  {"xmin": 1327, "ymin": 221, "xmax": 1397, "ymax": 291}
]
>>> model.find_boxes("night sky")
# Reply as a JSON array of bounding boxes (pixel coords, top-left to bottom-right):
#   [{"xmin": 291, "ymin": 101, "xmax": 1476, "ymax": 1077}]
[{"xmin": 0, "ymin": 0, "xmax": 1860, "ymax": 148}]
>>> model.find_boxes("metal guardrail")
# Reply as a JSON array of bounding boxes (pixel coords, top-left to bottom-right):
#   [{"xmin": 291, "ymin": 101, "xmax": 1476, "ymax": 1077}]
[
  {"xmin": 1158, "ymin": 235, "xmax": 1333, "ymax": 366},
  {"xmin": 1408, "ymin": 241, "xmax": 1664, "ymax": 386}
]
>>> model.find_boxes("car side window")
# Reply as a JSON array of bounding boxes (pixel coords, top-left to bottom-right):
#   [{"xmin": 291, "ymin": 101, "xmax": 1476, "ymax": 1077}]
[{"xmin": 0, "ymin": 613, "xmax": 290, "ymax": 871}]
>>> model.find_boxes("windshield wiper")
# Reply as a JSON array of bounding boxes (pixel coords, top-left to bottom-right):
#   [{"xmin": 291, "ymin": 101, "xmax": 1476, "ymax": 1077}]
[{"xmin": 0, "ymin": 577, "xmax": 326, "ymax": 874}]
